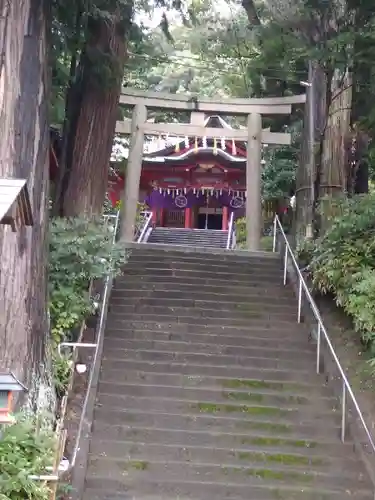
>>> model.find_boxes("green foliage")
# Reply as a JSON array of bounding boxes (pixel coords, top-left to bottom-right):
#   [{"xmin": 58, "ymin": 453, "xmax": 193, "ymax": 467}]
[
  {"xmin": 49, "ymin": 287, "xmax": 91, "ymax": 344},
  {"xmin": 0, "ymin": 419, "xmax": 55, "ymax": 500},
  {"xmin": 52, "ymin": 352, "xmax": 73, "ymax": 400},
  {"xmin": 49, "ymin": 217, "xmax": 126, "ymax": 345},
  {"xmin": 236, "ymin": 217, "xmax": 246, "ymax": 248},
  {"xmin": 308, "ymin": 193, "xmax": 375, "ymax": 353},
  {"xmin": 262, "ymin": 147, "xmax": 297, "ymax": 201}
]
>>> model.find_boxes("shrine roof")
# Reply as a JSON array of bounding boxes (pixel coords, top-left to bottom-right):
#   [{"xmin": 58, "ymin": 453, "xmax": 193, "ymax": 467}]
[
  {"xmin": 143, "ymin": 146, "xmax": 246, "ymax": 167},
  {"xmin": 144, "ymin": 115, "xmax": 246, "ymax": 159}
]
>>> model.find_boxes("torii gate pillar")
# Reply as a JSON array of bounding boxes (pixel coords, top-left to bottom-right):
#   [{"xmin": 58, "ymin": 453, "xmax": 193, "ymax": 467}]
[
  {"xmin": 120, "ymin": 103, "xmax": 147, "ymax": 242},
  {"xmin": 246, "ymin": 113, "xmax": 262, "ymax": 251}
]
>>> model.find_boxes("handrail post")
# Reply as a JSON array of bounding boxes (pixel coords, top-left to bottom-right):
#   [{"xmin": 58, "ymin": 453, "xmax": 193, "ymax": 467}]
[
  {"xmin": 272, "ymin": 216, "xmax": 277, "ymax": 253},
  {"xmin": 297, "ymin": 279, "xmax": 302, "ymax": 323},
  {"xmin": 283, "ymin": 245, "xmax": 288, "ymax": 285},
  {"xmin": 316, "ymin": 323, "xmax": 321, "ymax": 374},
  {"xmin": 341, "ymin": 381, "xmax": 346, "ymax": 442},
  {"xmin": 226, "ymin": 211, "xmax": 234, "ymax": 250},
  {"xmin": 137, "ymin": 211, "xmax": 152, "ymax": 243}
]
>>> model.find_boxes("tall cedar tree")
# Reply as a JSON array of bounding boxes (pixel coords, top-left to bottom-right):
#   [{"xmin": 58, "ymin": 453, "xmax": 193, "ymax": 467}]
[
  {"xmin": 0, "ymin": 0, "xmax": 50, "ymax": 404},
  {"xmin": 56, "ymin": 1, "xmax": 133, "ymax": 217}
]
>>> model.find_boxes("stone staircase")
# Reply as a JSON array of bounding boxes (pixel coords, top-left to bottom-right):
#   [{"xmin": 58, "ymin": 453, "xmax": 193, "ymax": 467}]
[
  {"xmin": 147, "ymin": 227, "xmax": 228, "ymax": 248},
  {"xmin": 82, "ymin": 246, "xmax": 373, "ymax": 500}
]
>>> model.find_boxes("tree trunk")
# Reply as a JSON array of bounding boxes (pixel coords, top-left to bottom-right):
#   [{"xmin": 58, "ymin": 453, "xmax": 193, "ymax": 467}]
[
  {"xmin": 0, "ymin": 0, "xmax": 52, "ymax": 410},
  {"xmin": 62, "ymin": 7, "xmax": 129, "ymax": 217}
]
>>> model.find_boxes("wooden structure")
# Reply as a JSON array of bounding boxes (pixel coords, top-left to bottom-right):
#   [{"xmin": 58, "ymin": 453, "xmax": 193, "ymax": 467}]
[
  {"xmin": 111, "ymin": 115, "xmax": 254, "ymax": 230},
  {"xmin": 0, "ymin": 372, "xmax": 26, "ymax": 423},
  {"xmin": 0, "ymin": 178, "xmax": 33, "ymax": 231},
  {"xmin": 116, "ymin": 88, "xmax": 306, "ymax": 250}
]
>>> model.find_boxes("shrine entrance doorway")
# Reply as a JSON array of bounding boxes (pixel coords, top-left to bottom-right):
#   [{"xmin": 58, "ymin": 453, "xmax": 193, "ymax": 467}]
[{"xmin": 197, "ymin": 208, "xmax": 223, "ymax": 230}]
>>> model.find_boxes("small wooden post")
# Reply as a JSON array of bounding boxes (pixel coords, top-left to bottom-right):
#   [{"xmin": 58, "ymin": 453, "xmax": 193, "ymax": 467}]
[
  {"xmin": 151, "ymin": 210, "xmax": 157, "ymax": 227},
  {"xmin": 246, "ymin": 113, "xmax": 262, "ymax": 251},
  {"xmin": 120, "ymin": 103, "xmax": 147, "ymax": 242},
  {"xmin": 222, "ymin": 206, "xmax": 229, "ymax": 231},
  {"xmin": 184, "ymin": 207, "xmax": 192, "ymax": 228}
]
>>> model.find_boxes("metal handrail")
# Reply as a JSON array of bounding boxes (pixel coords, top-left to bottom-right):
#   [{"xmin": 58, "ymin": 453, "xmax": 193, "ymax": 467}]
[
  {"xmin": 272, "ymin": 215, "xmax": 375, "ymax": 451},
  {"xmin": 137, "ymin": 210, "xmax": 153, "ymax": 243},
  {"xmin": 31, "ymin": 211, "xmax": 120, "ymax": 482},
  {"xmin": 226, "ymin": 211, "xmax": 235, "ymax": 250},
  {"xmin": 69, "ymin": 210, "xmax": 120, "ymax": 468}
]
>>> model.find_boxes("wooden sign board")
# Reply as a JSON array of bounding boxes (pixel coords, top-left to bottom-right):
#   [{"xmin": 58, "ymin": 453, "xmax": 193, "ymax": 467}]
[{"xmin": 0, "ymin": 178, "xmax": 33, "ymax": 231}]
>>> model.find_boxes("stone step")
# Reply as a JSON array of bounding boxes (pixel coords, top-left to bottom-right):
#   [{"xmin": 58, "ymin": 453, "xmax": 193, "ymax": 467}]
[
  {"xmin": 102, "ymin": 338, "xmax": 316, "ymax": 360},
  {"xmin": 104, "ymin": 329, "xmax": 312, "ymax": 349},
  {"xmin": 106, "ymin": 314, "xmax": 303, "ymax": 329},
  {"xmin": 126, "ymin": 259, "xmax": 281, "ymax": 272},
  {"xmin": 97, "ymin": 370, "xmax": 329, "ymax": 395},
  {"xmin": 148, "ymin": 241, "xmax": 228, "ymax": 248},
  {"xmin": 87, "ymin": 452, "xmax": 368, "ymax": 488},
  {"xmin": 89, "ymin": 425, "xmax": 350, "ymax": 459},
  {"xmin": 127, "ymin": 249, "xmax": 279, "ymax": 261},
  {"xmin": 104, "ymin": 320, "xmax": 307, "ymax": 338},
  {"xmin": 149, "ymin": 233, "xmax": 227, "ymax": 238},
  {"xmin": 111, "ymin": 288, "xmax": 295, "ymax": 303},
  {"xmin": 95, "ymin": 394, "xmax": 341, "ymax": 427},
  {"xmin": 88, "ymin": 441, "xmax": 360, "ymax": 474},
  {"xmin": 109, "ymin": 297, "xmax": 298, "ymax": 314},
  {"xmin": 108, "ymin": 306, "xmax": 299, "ymax": 322},
  {"xmin": 130, "ymin": 247, "xmax": 279, "ymax": 261},
  {"xmin": 149, "ymin": 231, "xmax": 227, "ymax": 237},
  {"xmin": 123, "ymin": 267, "xmax": 283, "ymax": 282},
  {"xmin": 84, "ymin": 461, "xmax": 371, "ymax": 495},
  {"xmin": 97, "ymin": 382, "xmax": 336, "ymax": 411},
  {"xmin": 92, "ymin": 408, "xmax": 342, "ymax": 439},
  {"xmin": 98, "ymin": 359, "xmax": 317, "ymax": 384},
  {"xmin": 147, "ymin": 238, "xmax": 228, "ymax": 248},
  {"xmin": 82, "ymin": 479, "xmax": 373, "ymax": 500},
  {"xmin": 114, "ymin": 275, "xmax": 287, "ymax": 289},
  {"xmin": 148, "ymin": 229, "xmax": 228, "ymax": 242},
  {"xmin": 125, "ymin": 259, "xmax": 281, "ymax": 271},
  {"xmin": 101, "ymin": 348, "xmax": 313, "ymax": 371},
  {"xmin": 83, "ymin": 481, "xmax": 374, "ymax": 500}
]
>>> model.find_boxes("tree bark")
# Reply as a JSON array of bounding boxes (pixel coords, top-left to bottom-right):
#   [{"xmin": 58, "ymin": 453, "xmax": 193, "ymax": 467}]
[
  {"xmin": 62, "ymin": 6, "xmax": 130, "ymax": 217},
  {"xmin": 241, "ymin": 0, "xmax": 261, "ymax": 25},
  {"xmin": 0, "ymin": 0, "xmax": 52, "ymax": 409}
]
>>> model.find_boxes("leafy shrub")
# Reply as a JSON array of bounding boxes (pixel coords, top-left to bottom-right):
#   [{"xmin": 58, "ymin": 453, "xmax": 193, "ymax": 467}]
[
  {"xmin": 308, "ymin": 193, "xmax": 375, "ymax": 353},
  {"xmin": 235, "ymin": 217, "xmax": 246, "ymax": 248},
  {"xmin": 48, "ymin": 217, "xmax": 127, "ymax": 345},
  {"xmin": 52, "ymin": 352, "xmax": 73, "ymax": 400},
  {"xmin": 0, "ymin": 419, "xmax": 54, "ymax": 499}
]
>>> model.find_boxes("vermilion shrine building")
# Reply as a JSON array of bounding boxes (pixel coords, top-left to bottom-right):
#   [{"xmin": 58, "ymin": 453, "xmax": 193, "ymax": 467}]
[{"xmin": 108, "ymin": 116, "xmax": 248, "ymax": 231}]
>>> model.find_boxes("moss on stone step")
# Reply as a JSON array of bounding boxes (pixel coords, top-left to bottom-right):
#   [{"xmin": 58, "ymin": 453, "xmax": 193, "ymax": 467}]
[
  {"xmin": 124, "ymin": 460, "xmax": 149, "ymax": 471},
  {"xmin": 235, "ymin": 420, "xmax": 292, "ymax": 434},
  {"xmin": 235, "ymin": 450, "xmax": 324, "ymax": 466},
  {"xmin": 224, "ymin": 391, "xmax": 264, "ymax": 403},
  {"xmin": 223, "ymin": 390, "xmax": 307, "ymax": 405},
  {"xmin": 195, "ymin": 402, "xmax": 289, "ymax": 417},
  {"xmin": 221, "ymin": 379, "xmax": 301, "ymax": 392},
  {"xmin": 241, "ymin": 436, "xmax": 317, "ymax": 449}
]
